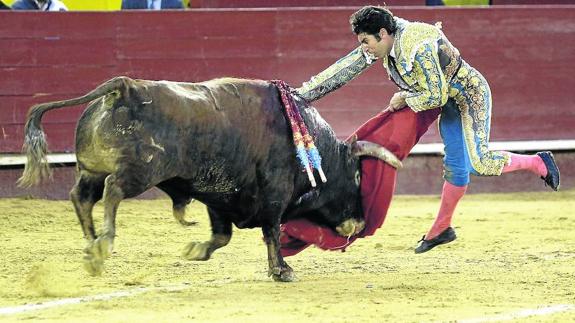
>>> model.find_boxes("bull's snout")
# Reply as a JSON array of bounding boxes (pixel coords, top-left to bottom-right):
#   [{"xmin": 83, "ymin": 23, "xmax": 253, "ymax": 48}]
[{"xmin": 335, "ymin": 218, "xmax": 365, "ymax": 237}]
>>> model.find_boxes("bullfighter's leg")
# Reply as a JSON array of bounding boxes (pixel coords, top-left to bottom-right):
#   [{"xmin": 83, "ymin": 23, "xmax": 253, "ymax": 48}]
[
  {"xmin": 69, "ymin": 171, "xmax": 105, "ymax": 241},
  {"xmin": 156, "ymin": 180, "xmax": 196, "ymax": 226},
  {"xmin": 182, "ymin": 207, "xmax": 231, "ymax": 261},
  {"xmin": 83, "ymin": 173, "xmax": 147, "ymax": 276}
]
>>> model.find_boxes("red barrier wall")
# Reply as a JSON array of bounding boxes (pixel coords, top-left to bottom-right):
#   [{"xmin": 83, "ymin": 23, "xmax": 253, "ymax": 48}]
[
  {"xmin": 492, "ymin": 1, "xmax": 575, "ymax": 4},
  {"xmin": 1, "ymin": 7, "xmax": 575, "ymax": 153},
  {"xmin": 189, "ymin": 1, "xmax": 425, "ymax": 7}
]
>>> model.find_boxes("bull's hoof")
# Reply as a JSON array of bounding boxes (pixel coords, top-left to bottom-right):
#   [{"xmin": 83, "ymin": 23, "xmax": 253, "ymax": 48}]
[
  {"xmin": 82, "ymin": 238, "xmax": 111, "ymax": 276},
  {"xmin": 269, "ymin": 265, "xmax": 295, "ymax": 282},
  {"xmin": 173, "ymin": 207, "xmax": 198, "ymax": 227},
  {"xmin": 182, "ymin": 241, "xmax": 212, "ymax": 261},
  {"xmin": 178, "ymin": 219, "xmax": 198, "ymax": 227},
  {"xmin": 83, "ymin": 254, "xmax": 104, "ymax": 276}
]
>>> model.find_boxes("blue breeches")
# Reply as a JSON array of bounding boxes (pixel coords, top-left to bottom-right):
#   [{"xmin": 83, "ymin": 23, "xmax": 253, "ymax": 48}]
[{"xmin": 439, "ymin": 63, "xmax": 509, "ymax": 187}]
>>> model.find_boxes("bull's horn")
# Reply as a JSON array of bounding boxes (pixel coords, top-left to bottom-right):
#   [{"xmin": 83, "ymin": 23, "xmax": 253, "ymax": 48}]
[{"xmin": 352, "ymin": 141, "xmax": 403, "ymax": 169}]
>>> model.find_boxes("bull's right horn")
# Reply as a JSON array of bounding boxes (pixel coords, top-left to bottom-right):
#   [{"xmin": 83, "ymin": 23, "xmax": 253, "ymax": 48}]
[{"xmin": 352, "ymin": 141, "xmax": 403, "ymax": 169}]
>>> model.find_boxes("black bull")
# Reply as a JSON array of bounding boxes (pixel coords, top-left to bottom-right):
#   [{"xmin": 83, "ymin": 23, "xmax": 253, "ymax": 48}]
[{"xmin": 18, "ymin": 76, "xmax": 400, "ymax": 282}]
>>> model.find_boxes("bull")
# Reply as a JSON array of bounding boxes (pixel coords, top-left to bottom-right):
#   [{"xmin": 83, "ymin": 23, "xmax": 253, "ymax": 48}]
[{"xmin": 18, "ymin": 76, "xmax": 400, "ymax": 282}]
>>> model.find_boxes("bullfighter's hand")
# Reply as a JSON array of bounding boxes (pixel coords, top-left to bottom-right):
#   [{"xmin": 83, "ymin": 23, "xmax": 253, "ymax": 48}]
[{"xmin": 383, "ymin": 91, "xmax": 408, "ymax": 113}]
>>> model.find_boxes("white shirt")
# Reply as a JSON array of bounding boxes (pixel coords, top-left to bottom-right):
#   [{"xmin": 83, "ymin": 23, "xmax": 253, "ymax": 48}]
[
  {"xmin": 147, "ymin": 0, "xmax": 161, "ymax": 10},
  {"xmin": 389, "ymin": 42, "xmax": 396, "ymax": 59},
  {"xmin": 37, "ymin": 0, "xmax": 68, "ymax": 11}
]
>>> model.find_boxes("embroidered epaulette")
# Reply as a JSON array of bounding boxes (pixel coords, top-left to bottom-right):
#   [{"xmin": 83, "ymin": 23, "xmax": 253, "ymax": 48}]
[{"xmin": 395, "ymin": 22, "xmax": 442, "ymax": 72}]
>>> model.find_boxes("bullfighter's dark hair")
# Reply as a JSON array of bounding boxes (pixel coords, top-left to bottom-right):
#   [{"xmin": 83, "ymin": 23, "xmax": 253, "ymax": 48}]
[{"xmin": 349, "ymin": 6, "xmax": 396, "ymax": 40}]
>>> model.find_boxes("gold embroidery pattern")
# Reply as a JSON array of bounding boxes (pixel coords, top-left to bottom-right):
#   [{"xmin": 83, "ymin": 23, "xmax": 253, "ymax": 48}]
[
  {"xmin": 405, "ymin": 44, "xmax": 448, "ymax": 112},
  {"xmin": 395, "ymin": 22, "xmax": 441, "ymax": 72},
  {"xmin": 384, "ymin": 56, "xmax": 413, "ymax": 90},
  {"xmin": 451, "ymin": 62, "xmax": 509, "ymax": 176},
  {"xmin": 296, "ymin": 46, "xmax": 373, "ymax": 102}
]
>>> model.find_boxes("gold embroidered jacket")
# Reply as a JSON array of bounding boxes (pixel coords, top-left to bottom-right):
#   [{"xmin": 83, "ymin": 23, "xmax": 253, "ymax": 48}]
[{"xmin": 296, "ymin": 17, "xmax": 462, "ymax": 113}]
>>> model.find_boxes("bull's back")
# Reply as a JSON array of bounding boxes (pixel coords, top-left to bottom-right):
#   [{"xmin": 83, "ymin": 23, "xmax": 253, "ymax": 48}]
[{"xmin": 75, "ymin": 78, "xmax": 291, "ymax": 185}]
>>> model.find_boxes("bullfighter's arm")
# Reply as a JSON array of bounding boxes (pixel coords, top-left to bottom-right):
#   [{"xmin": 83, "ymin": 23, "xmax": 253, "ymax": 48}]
[
  {"xmin": 404, "ymin": 43, "xmax": 449, "ymax": 112},
  {"xmin": 295, "ymin": 46, "xmax": 377, "ymax": 102}
]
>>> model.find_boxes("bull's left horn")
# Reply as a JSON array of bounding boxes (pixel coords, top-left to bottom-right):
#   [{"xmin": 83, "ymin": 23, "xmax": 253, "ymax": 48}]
[{"xmin": 352, "ymin": 141, "xmax": 403, "ymax": 169}]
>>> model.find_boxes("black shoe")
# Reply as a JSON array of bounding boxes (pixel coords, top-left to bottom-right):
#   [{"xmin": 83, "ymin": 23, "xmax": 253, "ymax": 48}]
[
  {"xmin": 537, "ymin": 151, "xmax": 560, "ymax": 191},
  {"xmin": 414, "ymin": 227, "xmax": 457, "ymax": 254}
]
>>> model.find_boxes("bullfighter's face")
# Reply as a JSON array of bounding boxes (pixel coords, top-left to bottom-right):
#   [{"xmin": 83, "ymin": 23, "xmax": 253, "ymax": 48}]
[{"xmin": 357, "ymin": 29, "xmax": 394, "ymax": 59}]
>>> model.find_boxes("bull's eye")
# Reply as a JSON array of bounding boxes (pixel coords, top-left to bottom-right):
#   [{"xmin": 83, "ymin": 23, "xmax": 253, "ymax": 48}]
[{"xmin": 354, "ymin": 170, "xmax": 361, "ymax": 186}]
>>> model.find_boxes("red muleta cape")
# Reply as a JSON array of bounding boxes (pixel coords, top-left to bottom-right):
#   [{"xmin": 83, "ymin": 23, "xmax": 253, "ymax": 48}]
[{"xmin": 279, "ymin": 107, "xmax": 440, "ymax": 256}]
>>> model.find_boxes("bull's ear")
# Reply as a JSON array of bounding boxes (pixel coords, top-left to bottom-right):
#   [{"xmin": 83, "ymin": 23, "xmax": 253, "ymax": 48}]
[{"xmin": 345, "ymin": 134, "xmax": 358, "ymax": 146}]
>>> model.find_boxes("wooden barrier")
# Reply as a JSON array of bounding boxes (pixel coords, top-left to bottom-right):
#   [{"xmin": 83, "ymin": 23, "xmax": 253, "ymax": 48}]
[
  {"xmin": 1, "ymin": 7, "xmax": 574, "ymax": 154},
  {"xmin": 188, "ymin": 0, "xmax": 425, "ymax": 8}
]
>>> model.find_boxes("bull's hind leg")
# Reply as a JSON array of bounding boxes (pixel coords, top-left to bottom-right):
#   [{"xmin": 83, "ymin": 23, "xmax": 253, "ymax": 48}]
[
  {"xmin": 83, "ymin": 173, "xmax": 147, "ymax": 276},
  {"xmin": 70, "ymin": 171, "xmax": 106, "ymax": 241},
  {"xmin": 156, "ymin": 180, "xmax": 196, "ymax": 226},
  {"xmin": 182, "ymin": 207, "xmax": 231, "ymax": 261},
  {"xmin": 170, "ymin": 196, "xmax": 195, "ymax": 226}
]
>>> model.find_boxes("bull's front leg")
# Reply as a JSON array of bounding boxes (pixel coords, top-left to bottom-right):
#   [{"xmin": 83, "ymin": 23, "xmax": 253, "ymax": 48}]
[{"xmin": 262, "ymin": 223, "xmax": 294, "ymax": 282}]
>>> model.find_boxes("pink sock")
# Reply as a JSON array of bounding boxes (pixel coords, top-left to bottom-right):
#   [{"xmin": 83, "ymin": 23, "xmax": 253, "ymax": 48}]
[
  {"xmin": 501, "ymin": 152, "xmax": 547, "ymax": 177},
  {"xmin": 426, "ymin": 181, "xmax": 467, "ymax": 240}
]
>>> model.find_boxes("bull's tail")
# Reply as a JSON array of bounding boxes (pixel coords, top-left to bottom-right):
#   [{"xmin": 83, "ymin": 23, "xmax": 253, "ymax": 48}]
[{"xmin": 17, "ymin": 76, "xmax": 137, "ymax": 187}]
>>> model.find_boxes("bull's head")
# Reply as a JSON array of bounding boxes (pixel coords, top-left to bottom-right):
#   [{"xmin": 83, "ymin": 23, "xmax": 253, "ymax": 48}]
[{"xmin": 305, "ymin": 134, "xmax": 401, "ymax": 238}]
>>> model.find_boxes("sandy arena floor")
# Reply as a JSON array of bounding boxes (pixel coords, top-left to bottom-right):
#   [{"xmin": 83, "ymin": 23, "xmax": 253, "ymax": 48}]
[{"xmin": 1, "ymin": 190, "xmax": 574, "ymax": 322}]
